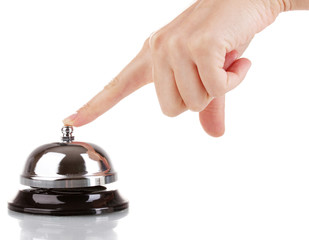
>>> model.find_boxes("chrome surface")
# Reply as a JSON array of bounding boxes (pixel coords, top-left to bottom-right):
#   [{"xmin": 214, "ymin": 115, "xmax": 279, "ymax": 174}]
[{"xmin": 20, "ymin": 127, "xmax": 117, "ymax": 188}]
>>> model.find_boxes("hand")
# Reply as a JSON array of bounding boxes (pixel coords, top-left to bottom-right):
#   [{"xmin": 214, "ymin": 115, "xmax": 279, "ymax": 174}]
[{"xmin": 63, "ymin": 0, "xmax": 292, "ymax": 137}]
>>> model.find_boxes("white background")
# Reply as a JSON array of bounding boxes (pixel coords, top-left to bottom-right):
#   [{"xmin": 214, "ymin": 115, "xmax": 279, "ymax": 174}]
[{"xmin": 0, "ymin": 1, "xmax": 309, "ymax": 239}]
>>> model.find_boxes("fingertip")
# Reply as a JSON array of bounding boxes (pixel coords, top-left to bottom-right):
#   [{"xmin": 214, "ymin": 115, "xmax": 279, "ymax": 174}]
[
  {"xmin": 62, "ymin": 112, "xmax": 89, "ymax": 127},
  {"xmin": 199, "ymin": 113, "xmax": 225, "ymax": 137},
  {"xmin": 208, "ymin": 128, "xmax": 225, "ymax": 138},
  {"xmin": 62, "ymin": 113, "xmax": 77, "ymax": 126},
  {"xmin": 199, "ymin": 96, "xmax": 225, "ymax": 138},
  {"xmin": 241, "ymin": 58, "xmax": 252, "ymax": 72},
  {"xmin": 228, "ymin": 58, "xmax": 252, "ymax": 75}
]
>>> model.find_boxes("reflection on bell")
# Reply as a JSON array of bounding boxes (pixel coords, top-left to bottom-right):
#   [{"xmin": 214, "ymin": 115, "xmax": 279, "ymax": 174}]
[{"xmin": 8, "ymin": 126, "xmax": 128, "ymax": 216}]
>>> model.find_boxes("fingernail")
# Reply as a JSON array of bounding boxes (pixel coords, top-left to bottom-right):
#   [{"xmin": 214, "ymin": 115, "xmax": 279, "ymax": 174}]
[{"xmin": 63, "ymin": 113, "xmax": 78, "ymax": 126}]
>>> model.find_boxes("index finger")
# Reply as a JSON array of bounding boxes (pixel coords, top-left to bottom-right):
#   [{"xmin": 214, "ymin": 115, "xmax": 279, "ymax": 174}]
[{"xmin": 63, "ymin": 41, "xmax": 152, "ymax": 127}]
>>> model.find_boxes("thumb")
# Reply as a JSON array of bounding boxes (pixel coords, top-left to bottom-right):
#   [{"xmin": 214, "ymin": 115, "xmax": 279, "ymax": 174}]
[{"xmin": 63, "ymin": 40, "xmax": 152, "ymax": 127}]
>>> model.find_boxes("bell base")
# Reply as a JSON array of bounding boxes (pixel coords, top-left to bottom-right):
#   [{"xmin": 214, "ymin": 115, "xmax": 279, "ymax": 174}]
[{"xmin": 8, "ymin": 187, "xmax": 128, "ymax": 216}]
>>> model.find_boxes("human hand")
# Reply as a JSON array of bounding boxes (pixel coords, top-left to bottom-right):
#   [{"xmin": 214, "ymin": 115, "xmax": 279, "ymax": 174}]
[{"xmin": 63, "ymin": 0, "xmax": 296, "ymax": 137}]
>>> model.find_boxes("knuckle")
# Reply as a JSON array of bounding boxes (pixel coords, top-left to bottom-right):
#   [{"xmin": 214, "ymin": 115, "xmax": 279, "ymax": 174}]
[
  {"xmin": 149, "ymin": 31, "xmax": 165, "ymax": 52},
  {"xmin": 166, "ymin": 33, "xmax": 184, "ymax": 51},
  {"xmin": 141, "ymin": 38, "xmax": 151, "ymax": 54},
  {"xmin": 150, "ymin": 30, "xmax": 186, "ymax": 55}
]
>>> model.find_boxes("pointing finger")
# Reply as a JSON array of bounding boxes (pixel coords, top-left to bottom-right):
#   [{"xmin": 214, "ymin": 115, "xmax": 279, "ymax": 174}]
[{"xmin": 63, "ymin": 41, "xmax": 152, "ymax": 127}]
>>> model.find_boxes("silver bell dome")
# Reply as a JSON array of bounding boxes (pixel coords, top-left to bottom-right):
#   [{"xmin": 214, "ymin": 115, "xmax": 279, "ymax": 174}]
[{"xmin": 20, "ymin": 126, "xmax": 117, "ymax": 189}]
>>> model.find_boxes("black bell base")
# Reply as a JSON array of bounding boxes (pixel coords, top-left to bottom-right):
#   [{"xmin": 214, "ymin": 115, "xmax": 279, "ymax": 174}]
[{"xmin": 8, "ymin": 187, "xmax": 128, "ymax": 216}]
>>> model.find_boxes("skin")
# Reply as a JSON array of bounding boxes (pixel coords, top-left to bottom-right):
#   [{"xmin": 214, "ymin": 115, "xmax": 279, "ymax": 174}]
[{"xmin": 63, "ymin": 0, "xmax": 309, "ymax": 137}]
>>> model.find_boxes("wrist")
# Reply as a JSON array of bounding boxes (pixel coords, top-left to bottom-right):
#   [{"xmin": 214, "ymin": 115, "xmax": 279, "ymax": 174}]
[{"xmin": 284, "ymin": 0, "xmax": 309, "ymax": 10}]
